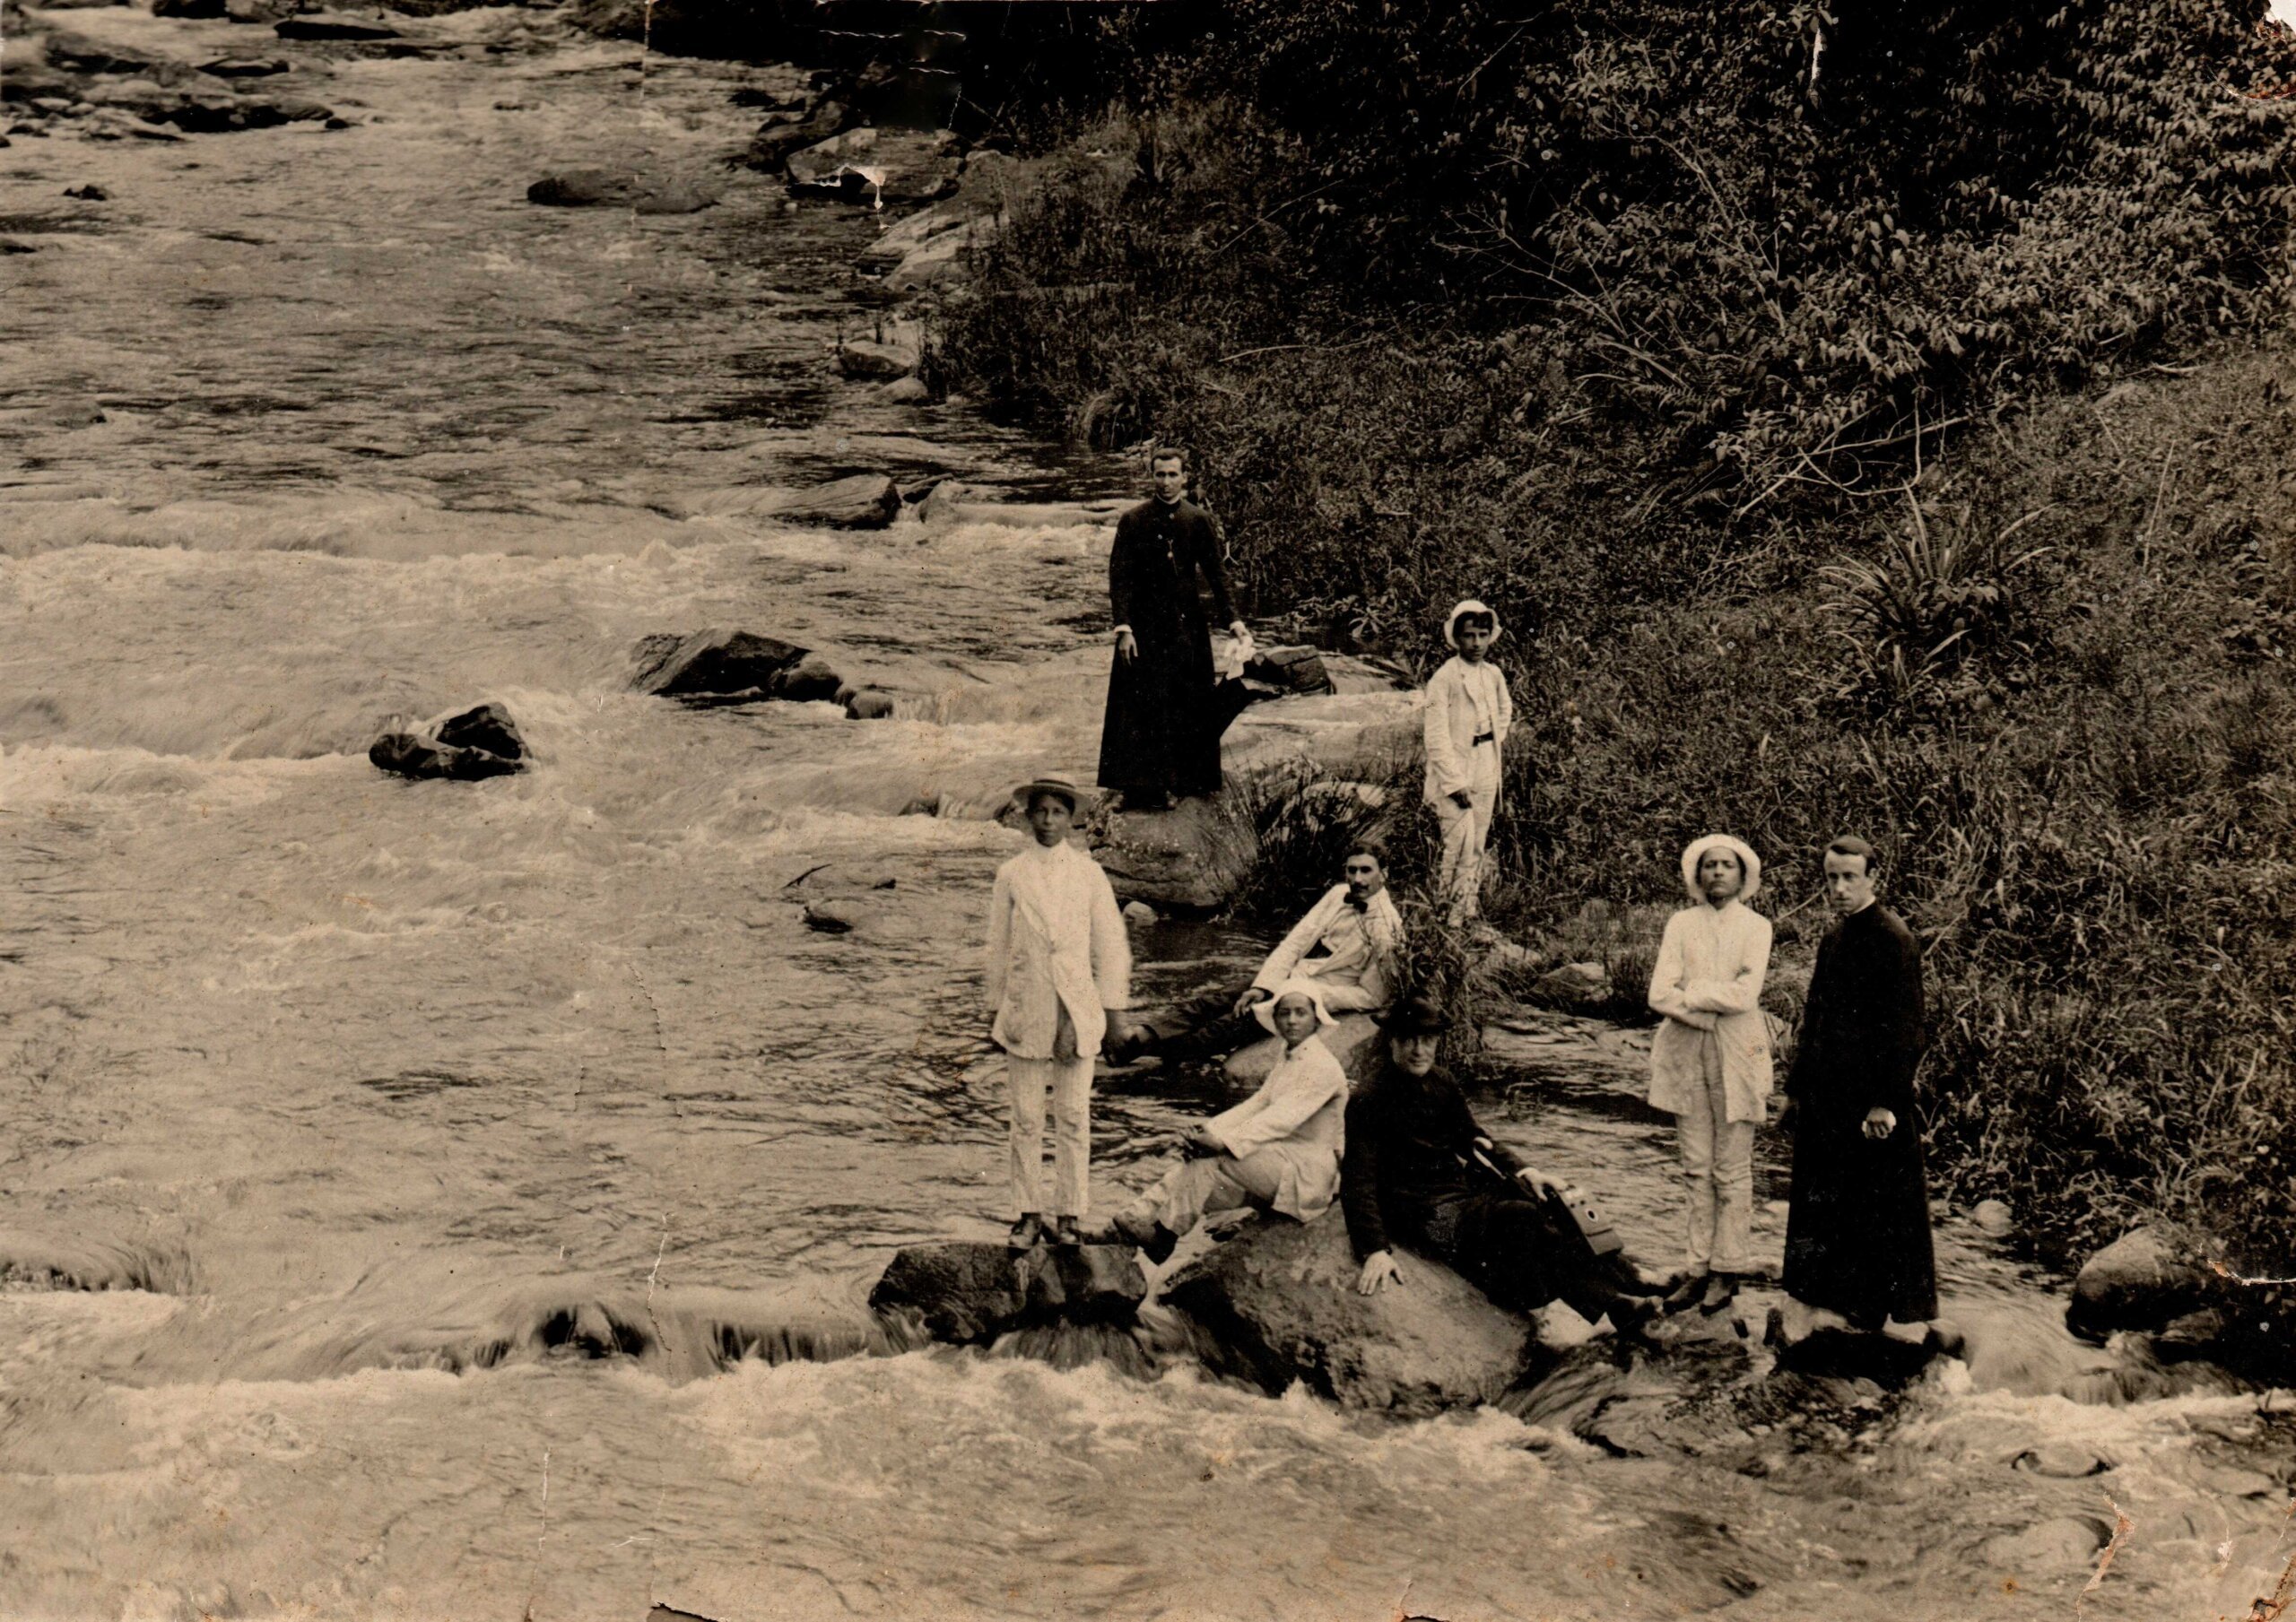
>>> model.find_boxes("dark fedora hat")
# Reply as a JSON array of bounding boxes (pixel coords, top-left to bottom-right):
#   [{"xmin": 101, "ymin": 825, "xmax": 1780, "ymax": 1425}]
[{"xmin": 1378, "ymin": 993, "xmax": 1448, "ymax": 1037}]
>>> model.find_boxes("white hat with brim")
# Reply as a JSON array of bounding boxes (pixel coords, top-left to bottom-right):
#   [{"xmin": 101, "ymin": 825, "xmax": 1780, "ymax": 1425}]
[
  {"xmin": 1444, "ymin": 599, "xmax": 1503, "ymax": 649},
  {"xmin": 1012, "ymin": 776, "xmax": 1084, "ymax": 814},
  {"xmin": 1680, "ymin": 832, "xmax": 1762, "ymax": 904},
  {"xmin": 1253, "ymin": 979, "xmax": 1338, "ymax": 1036}
]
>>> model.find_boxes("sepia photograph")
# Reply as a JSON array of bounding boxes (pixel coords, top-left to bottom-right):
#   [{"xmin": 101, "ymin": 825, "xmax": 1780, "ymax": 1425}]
[{"xmin": 2, "ymin": 0, "xmax": 2292, "ymax": 1617}]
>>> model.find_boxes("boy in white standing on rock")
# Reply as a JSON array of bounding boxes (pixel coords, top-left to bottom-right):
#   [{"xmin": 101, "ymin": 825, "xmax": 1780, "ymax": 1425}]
[
  {"xmin": 1423, "ymin": 599, "xmax": 1512, "ymax": 925},
  {"xmin": 1646, "ymin": 834, "xmax": 1774, "ymax": 1315},
  {"xmin": 985, "ymin": 776, "xmax": 1135, "ymax": 1250}
]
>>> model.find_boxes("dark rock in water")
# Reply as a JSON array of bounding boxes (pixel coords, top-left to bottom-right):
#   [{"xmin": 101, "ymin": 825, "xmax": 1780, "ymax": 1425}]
[
  {"xmin": 64, "ymin": 184, "xmax": 110, "ymax": 202},
  {"xmin": 848, "ymin": 56, "xmax": 962, "ymax": 132},
  {"xmin": 526, "ymin": 168, "xmax": 719, "ymax": 214},
  {"xmin": 154, "ymin": 0, "xmax": 229, "ymax": 15},
  {"xmin": 869, "ymin": 1242, "xmax": 1148, "ymax": 1344},
  {"xmin": 844, "ymin": 688, "xmax": 897, "ymax": 720},
  {"xmin": 370, "ymin": 703, "xmax": 526, "ymax": 781},
  {"xmin": 631, "ymin": 628, "xmax": 807, "ymax": 703},
  {"xmin": 274, "ymin": 13, "xmax": 399, "ymax": 38},
  {"xmin": 1162, "ymin": 1212, "xmax": 1536, "ymax": 1416},
  {"xmin": 433, "ymin": 702, "xmax": 525, "ymax": 761},
  {"xmin": 225, "ymin": 0, "xmax": 299, "ymax": 22},
  {"xmin": 198, "ymin": 55, "xmax": 291, "ymax": 77},
  {"xmin": 1242, "ymin": 645, "xmax": 1333, "ymax": 696},
  {"xmin": 2068, "ymin": 1225, "xmax": 2213, "ymax": 1340},
  {"xmin": 800, "ymin": 898, "xmax": 860, "ymax": 933},
  {"xmin": 739, "ymin": 472, "xmax": 903, "ymax": 529},
  {"xmin": 1770, "ymin": 1325, "xmax": 1941, "ymax": 1385},
  {"xmin": 772, "ymin": 651, "xmax": 842, "ymax": 703},
  {"xmin": 1087, "ymin": 796, "xmax": 1254, "ymax": 912}
]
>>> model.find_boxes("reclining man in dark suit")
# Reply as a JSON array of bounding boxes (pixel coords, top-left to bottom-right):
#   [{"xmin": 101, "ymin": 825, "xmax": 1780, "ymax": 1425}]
[{"xmin": 1341, "ymin": 993, "xmax": 1661, "ymax": 1340}]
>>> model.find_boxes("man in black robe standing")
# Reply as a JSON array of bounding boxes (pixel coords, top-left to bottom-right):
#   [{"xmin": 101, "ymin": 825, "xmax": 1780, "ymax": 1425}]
[
  {"xmin": 1099, "ymin": 447, "xmax": 1248, "ymax": 810},
  {"xmin": 1780, "ymin": 835, "xmax": 1939, "ymax": 1332}
]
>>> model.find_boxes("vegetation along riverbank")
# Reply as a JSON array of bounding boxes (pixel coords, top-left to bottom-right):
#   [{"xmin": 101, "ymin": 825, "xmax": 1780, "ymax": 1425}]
[{"xmin": 918, "ymin": 2, "xmax": 2296, "ymax": 1376}]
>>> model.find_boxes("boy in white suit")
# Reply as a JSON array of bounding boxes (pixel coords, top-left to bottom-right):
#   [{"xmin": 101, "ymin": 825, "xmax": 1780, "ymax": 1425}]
[
  {"xmin": 986, "ymin": 776, "xmax": 1135, "ymax": 1249},
  {"xmin": 1423, "ymin": 599, "xmax": 1512, "ymax": 924}
]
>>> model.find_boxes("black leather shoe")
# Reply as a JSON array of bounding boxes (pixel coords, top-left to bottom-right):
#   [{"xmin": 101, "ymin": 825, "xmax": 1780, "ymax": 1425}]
[
  {"xmin": 1050, "ymin": 1216, "xmax": 1083, "ymax": 1248},
  {"xmin": 1007, "ymin": 1213, "xmax": 1045, "ymax": 1250},
  {"xmin": 1141, "ymin": 1223, "xmax": 1179, "ymax": 1266}
]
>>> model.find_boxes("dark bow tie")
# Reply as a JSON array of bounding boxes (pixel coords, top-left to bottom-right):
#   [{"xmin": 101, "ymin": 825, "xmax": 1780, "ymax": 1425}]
[{"xmin": 1344, "ymin": 894, "xmax": 1369, "ymax": 912}]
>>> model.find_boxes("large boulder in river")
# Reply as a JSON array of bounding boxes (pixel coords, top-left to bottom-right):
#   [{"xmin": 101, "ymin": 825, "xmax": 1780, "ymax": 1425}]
[
  {"xmin": 835, "ymin": 337, "xmax": 918, "ymax": 382},
  {"xmin": 2067, "ymin": 1225, "xmax": 2214, "ymax": 1340},
  {"xmin": 370, "ymin": 702, "xmax": 526, "ymax": 781},
  {"xmin": 1162, "ymin": 1213, "xmax": 1537, "ymax": 1416},
  {"xmin": 786, "ymin": 126, "xmax": 961, "ymax": 204},
  {"xmin": 631, "ymin": 629, "xmax": 843, "ymax": 705},
  {"xmin": 677, "ymin": 473, "xmax": 903, "ymax": 530},
  {"xmin": 526, "ymin": 168, "xmax": 720, "ymax": 214},
  {"xmin": 1088, "ymin": 797, "xmax": 1255, "ymax": 912},
  {"xmin": 869, "ymin": 1243, "xmax": 1148, "ymax": 1343}
]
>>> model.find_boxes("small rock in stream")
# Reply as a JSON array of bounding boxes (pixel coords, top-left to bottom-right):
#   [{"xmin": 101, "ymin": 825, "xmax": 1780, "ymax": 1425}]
[
  {"xmin": 369, "ymin": 702, "xmax": 526, "ymax": 782},
  {"xmin": 526, "ymin": 167, "xmax": 719, "ymax": 214},
  {"xmin": 835, "ymin": 337, "xmax": 918, "ymax": 381},
  {"xmin": 64, "ymin": 183, "xmax": 109, "ymax": 201},
  {"xmin": 274, "ymin": 13, "xmax": 400, "ymax": 39},
  {"xmin": 631, "ymin": 628, "xmax": 840, "ymax": 704},
  {"xmin": 868, "ymin": 1242, "xmax": 1148, "ymax": 1344}
]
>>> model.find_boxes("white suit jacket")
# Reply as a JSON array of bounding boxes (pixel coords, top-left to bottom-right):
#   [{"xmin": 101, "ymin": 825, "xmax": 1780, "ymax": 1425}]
[
  {"xmin": 987, "ymin": 840, "xmax": 1131, "ymax": 1060},
  {"xmin": 1422, "ymin": 656, "xmax": 1512, "ymax": 802},
  {"xmin": 1249, "ymin": 884, "xmax": 1403, "ymax": 1012},
  {"xmin": 1206, "ymin": 1035, "xmax": 1349, "ymax": 1219},
  {"xmin": 1646, "ymin": 899, "xmax": 1775, "ymax": 1123}
]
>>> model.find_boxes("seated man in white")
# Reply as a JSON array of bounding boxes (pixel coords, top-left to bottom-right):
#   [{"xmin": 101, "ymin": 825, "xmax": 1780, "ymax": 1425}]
[
  {"xmin": 1093, "ymin": 982, "xmax": 1349, "ymax": 1263},
  {"xmin": 1109, "ymin": 844, "xmax": 1402, "ymax": 1067}
]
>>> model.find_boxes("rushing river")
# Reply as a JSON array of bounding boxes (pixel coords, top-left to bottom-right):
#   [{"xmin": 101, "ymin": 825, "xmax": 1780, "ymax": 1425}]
[{"xmin": 2, "ymin": 10, "xmax": 2292, "ymax": 1619}]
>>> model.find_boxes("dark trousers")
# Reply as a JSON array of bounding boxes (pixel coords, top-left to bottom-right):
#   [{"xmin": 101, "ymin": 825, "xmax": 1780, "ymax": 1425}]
[
  {"xmin": 1431, "ymin": 1192, "xmax": 1626, "ymax": 1326},
  {"xmin": 1135, "ymin": 983, "xmax": 1263, "ymax": 1064}
]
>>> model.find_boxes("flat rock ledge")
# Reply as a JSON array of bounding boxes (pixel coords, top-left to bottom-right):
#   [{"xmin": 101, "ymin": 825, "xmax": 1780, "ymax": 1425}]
[
  {"xmin": 867, "ymin": 1242, "xmax": 1149, "ymax": 1344},
  {"xmin": 1161, "ymin": 1213, "xmax": 1535, "ymax": 1417}
]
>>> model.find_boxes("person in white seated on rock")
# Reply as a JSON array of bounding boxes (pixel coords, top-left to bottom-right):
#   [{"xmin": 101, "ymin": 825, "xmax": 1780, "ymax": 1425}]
[
  {"xmin": 1093, "ymin": 982, "xmax": 1349, "ymax": 1264},
  {"xmin": 1108, "ymin": 845, "xmax": 1402, "ymax": 1067},
  {"xmin": 1646, "ymin": 833, "xmax": 1774, "ymax": 1317},
  {"xmin": 985, "ymin": 776, "xmax": 1138, "ymax": 1251}
]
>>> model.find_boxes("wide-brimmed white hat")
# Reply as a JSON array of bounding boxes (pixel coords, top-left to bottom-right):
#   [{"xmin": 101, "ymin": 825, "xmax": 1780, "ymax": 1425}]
[
  {"xmin": 1680, "ymin": 832, "xmax": 1761, "ymax": 903},
  {"xmin": 1011, "ymin": 776, "xmax": 1083, "ymax": 813},
  {"xmin": 1252, "ymin": 979, "xmax": 1338, "ymax": 1036},
  {"xmin": 1444, "ymin": 599, "xmax": 1503, "ymax": 649}
]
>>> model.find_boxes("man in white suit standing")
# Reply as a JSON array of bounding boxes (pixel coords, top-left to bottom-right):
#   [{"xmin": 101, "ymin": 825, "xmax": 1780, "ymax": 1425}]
[{"xmin": 985, "ymin": 776, "xmax": 1135, "ymax": 1249}]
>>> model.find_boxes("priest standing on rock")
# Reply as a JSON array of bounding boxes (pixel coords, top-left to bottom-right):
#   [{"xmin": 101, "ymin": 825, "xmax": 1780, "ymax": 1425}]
[
  {"xmin": 1779, "ymin": 835, "xmax": 1939, "ymax": 1334},
  {"xmin": 1099, "ymin": 446, "xmax": 1249, "ymax": 811}
]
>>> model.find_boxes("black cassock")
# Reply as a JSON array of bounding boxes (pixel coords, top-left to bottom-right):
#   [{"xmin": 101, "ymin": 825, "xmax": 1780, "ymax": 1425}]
[
  {"xmin": 1782, "ymin": 902, "xmax": 1940, "ymax": 1326},
  {"xmin": 1098, "ymin": 496, "xmax": 1238, "ymax": 799}
]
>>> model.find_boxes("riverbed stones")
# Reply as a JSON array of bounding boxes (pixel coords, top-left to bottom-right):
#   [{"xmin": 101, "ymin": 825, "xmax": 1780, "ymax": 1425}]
[
  {"xmin": 746, "ymin": 96, "xmax": 847, "ymax": 171},
  {"xmin": 868, "ymin": 1242, "xmax": 1148, "ymax": 1343},
  {"xmin": 631, "ymin": 628, "xmax": 848, "ymax": 705},
  {"xmin": 786, "ymin": 126, "xmax": 961, "ymax": 203},
  {"xmin": 683, "ymin": 473, "xmax": 903, "ymax": 529},
  {"xmin": 842, "ymin": 688, "xmax": 897, "ymax": 720},
  {"xmin": 369, "ymin": 702, "xmax": 526, "ymax": 781},
  {"xmin": 1242, "ymin": 646, "xmax": 1333, "ymax": 696},
  {"xmin": 1089, "ymin": 798, "xmax": 1254, "ymax": 912},
  {"xmin": 1161, "ymin": 1213, "xmax": 1536, "ymax": 1415},
  {"xmin": 835, "ymin": 337, "xmax": 918, "ymax": 382},
  {"xmin": 2067, "ymin": 1225, "xmax": 2213, "ymax": 1340}
]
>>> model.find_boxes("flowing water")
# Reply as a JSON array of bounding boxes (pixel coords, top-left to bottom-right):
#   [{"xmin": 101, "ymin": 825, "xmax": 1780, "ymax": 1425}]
[{"xmin": 2, "ymin": 11, "xmax": 2292, "ymax": 1619}]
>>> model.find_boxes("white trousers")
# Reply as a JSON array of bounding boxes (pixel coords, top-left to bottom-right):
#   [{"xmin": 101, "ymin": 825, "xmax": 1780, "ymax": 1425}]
[
  {"xmin": 1123, "ymin": 1149, "xmax": 1285, "ymax": 1236},
  {"xmin": 1433, "ymin": 742, "xmax": 1501, "ymax": 922},
  {"xmin": 1675, "ymin": 1032, "xmax": 1754, "ymax": 1274},
  {"xmin": 1007, "ymin": 1056, "xmax": 1092, "ymax": 1219}
]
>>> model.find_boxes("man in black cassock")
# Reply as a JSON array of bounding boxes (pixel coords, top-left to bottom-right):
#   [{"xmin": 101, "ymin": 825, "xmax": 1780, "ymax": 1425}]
[
  {"xmin": 1098, "ymin": 447, "xmax": 1249, "ymax": 810},
  {"xmin": 1780, "ymin": 835, "xmax": 1939, "ymax": 1331}
]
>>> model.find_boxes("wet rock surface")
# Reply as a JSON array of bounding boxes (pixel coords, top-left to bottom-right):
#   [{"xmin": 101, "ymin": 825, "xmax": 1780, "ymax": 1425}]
[
  {"xmin": 1089, "ymin": 797, "xmax": 1253, "ymax": 912},
  {"xmin": 2068, "ymin": 1225, "xmax": 2213, "ymax": 1340},
  {"xmin": 868, "ymin": 1242, "xmax": 1149, "ymax": 1344},
  {"xmin": 368, "ymin": 702, "xmax": 526, "ymax": 780},
  {"xmin": 630, "ymin": 629, "xmax": 844, "ymax": 706},
  {"xmin": 1162, "ymin": 1212, "xmax": 1537, "ymax": 1416}
]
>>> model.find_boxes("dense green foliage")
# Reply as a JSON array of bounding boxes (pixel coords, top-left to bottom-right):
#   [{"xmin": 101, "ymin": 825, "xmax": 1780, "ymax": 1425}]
[{"xmin": 926, "ymin": 0, "xmax": 2296, "ymax": 1361}]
